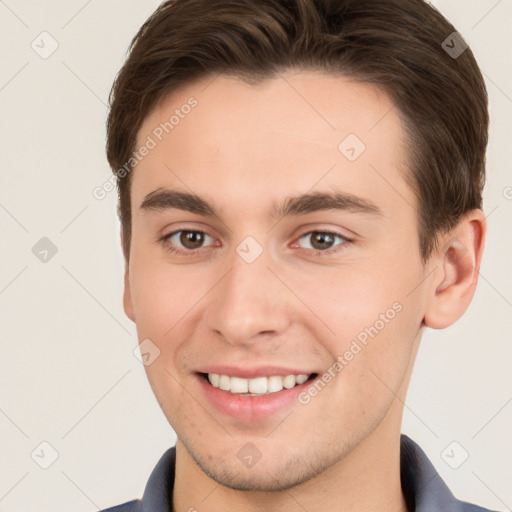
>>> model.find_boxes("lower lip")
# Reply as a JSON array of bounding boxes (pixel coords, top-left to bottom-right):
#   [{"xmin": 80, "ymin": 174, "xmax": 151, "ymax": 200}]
[{"xmin": 196, "ymin": 374, "xmax": 317, "ymax": 421}]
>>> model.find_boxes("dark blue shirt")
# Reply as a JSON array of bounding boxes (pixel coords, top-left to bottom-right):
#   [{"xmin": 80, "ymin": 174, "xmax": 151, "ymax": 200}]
[{"xmin": 100, "ymin": 435, "xmax": 498, "ymax": 511}]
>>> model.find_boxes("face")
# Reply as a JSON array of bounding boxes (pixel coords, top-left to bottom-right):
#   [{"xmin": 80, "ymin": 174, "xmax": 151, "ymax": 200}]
[{"xmin": 124, "ymin": 71, "xmax": 430, "ymax": 491}]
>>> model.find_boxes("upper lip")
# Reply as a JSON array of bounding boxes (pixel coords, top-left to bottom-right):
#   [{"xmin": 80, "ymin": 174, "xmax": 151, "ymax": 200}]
[{"xmin": 196, "ymin": 365, "xmax": 318, "ymax": 379}]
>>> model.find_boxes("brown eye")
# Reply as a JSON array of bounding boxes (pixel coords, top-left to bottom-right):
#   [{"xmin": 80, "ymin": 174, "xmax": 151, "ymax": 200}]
[
  {"xmin": 163, "ymin": 230, "xmax": 215, "ymax": 252},
  {"xmin": 297, "ymin": 231, "xmax": 348, "ymax": 252},
  {"xmin": 179, "ymin": 230, "xmax": 205, "ymax": 249}
]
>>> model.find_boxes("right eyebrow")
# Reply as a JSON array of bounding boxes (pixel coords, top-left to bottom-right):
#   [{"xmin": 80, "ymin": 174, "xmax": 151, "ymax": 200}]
[{"xmin": 140, "ymin": 188, "xmax": 220, "ymax": 219}]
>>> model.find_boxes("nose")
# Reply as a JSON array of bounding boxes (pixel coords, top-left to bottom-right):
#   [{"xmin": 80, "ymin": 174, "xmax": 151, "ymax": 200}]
[{"xmin": 205, "ymin": 243, "xmax": 293, "ymax": 347}]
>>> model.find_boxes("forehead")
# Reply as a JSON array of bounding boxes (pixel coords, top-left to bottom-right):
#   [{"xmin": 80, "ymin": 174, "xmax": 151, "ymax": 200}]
[{"xmin": 132, "ymin": 70, "xmax": 412, "ymax": 216}]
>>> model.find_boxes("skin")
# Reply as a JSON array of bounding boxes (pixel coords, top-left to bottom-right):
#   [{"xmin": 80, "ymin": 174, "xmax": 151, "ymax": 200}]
[{"xmin": 122, "ymin": 70, "xmax": 486, "ymax": 512}]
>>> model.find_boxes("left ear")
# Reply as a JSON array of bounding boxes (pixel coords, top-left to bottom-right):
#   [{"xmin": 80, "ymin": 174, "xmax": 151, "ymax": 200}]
[{"xmin": 423, "ymin": 209, "xmax": 486, "ymax": 329}]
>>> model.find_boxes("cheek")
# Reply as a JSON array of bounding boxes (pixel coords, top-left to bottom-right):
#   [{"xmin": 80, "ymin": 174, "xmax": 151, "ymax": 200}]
[
  {"xmin": 129, "ymin": 258, "xmax": 214, "ymax": 390},
  {"xmin": 129, "ymin": 256, "xmax": 204, "ymax": 338},
  {"xmin": 292, "ymin": 264, "xmax": 401, "ymax": 342},
  {"xmin": 298, "ymin": 262, "xmax": 422, "ymax": 387}
]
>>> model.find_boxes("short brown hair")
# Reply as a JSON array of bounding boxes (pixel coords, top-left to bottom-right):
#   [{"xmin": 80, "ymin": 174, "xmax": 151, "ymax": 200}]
[{"xmin": 106, "ymin": 0, "xmax": 488, "ymax": 263}]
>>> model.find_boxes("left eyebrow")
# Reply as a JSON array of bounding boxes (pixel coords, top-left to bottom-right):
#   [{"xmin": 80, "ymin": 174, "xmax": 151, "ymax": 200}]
[
  {"xmin": 271, "ymin": 191, "xmax": 383, "ymax": 218},
  {"xmin": 139, "ymin": 188, "xmax": 383, "ymax": 219}
]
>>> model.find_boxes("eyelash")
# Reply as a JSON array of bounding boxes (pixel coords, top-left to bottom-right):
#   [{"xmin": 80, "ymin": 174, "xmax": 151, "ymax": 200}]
[{"xmin": 160, "ymin": 229, "xmax": 353, "ymax": 258}]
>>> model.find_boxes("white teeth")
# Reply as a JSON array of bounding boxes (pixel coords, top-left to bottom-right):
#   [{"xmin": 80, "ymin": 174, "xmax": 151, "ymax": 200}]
[
  {"xmin": 248, "ymin": 377, "xmax": 267, "ymax": 394},
  {"xmin": 206, "ymin": 373, "xmax": 311, "ymax": 395},
  {"xmin": 267, "ymin": 376, "xmax": 284, "ymax": 393},
  {"xmin": 230, "ymin": 376, "xmax": 249, "ymax": 393},
  {"xmin": 295, "ymin": 374, "xmax": 309, "ymax": 385},
  {"xmin": 208, "ymin": 373, "xmax": 219, "ymax": 387},
  {"xmin": 218, "ymin": 374, "xmax": 231, "ymax": 391},
  {"xmin": 283, "ymin": 375, "xmax": 296, "ymax": 389}
]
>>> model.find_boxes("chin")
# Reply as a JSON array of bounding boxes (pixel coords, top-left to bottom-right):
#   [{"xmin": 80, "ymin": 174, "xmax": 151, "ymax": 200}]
[
  {"xmin": 182, "ymin": 435, "xmax": 345, "ymax": 493},
  {"xmin": 193, "ymin": 455, "xmax": 313, "ymax": 492}
]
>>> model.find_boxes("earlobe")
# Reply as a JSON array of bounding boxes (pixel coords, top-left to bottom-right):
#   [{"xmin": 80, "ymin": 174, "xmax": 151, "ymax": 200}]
[{"xmin": 423, "ymin": 210, "xmax": 486, "ymax": 329}]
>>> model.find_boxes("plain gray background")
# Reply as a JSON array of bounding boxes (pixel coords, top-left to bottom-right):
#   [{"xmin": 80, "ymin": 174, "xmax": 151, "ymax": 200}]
[{"xmin": 1, "ymin": 1, "xmax": 511, "ymax": 511}]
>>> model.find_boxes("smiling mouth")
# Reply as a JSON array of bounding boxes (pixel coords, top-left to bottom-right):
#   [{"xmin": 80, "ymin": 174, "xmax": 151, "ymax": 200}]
[{"xmin": 200, "ymin": 372, "xmax": 318, "ymax": 396}]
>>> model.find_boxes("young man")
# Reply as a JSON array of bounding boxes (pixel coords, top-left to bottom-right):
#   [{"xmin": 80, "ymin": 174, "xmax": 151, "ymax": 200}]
[{"xmin": 103, "ymin": 0, "xmax": 494, "ymax": 510}]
